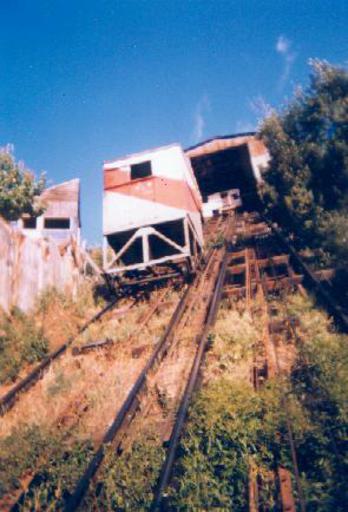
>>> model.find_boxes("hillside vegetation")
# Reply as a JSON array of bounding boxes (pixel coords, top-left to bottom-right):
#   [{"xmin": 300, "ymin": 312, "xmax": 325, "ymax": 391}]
[
  {"xmin": 259, "ymin": 60, "xmax": 348, "ymax": 269},
  {"xmin": 167, "ymin": 296, "xmax": 348, "ymax": 511}
]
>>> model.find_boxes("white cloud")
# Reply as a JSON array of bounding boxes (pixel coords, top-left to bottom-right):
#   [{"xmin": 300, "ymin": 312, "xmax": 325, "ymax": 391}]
[
  {"xmin": 275, "ymin": 35, "xmax": 296, "ymax": 90},
  {"xmin": 249, "ymin": 95, "xmax": 274, "ymax": 120},
  {"xmin": 192, "ymin": 94, "xmax": 210, "ymax": 143},
  {"xmin": 276, "ymin": 35, "xmax": 290, "ymax": 55}
]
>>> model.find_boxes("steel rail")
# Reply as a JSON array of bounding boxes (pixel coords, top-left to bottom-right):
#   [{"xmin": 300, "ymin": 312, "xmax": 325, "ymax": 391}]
[
  {"xmin": 266, "ymin": 231, "xmax": 346, "ymax": 470},
  {"xmin": 151, "ymin": 247, "xmax": 230, "ymax": 511},
  {"xmin": 63, "ymin": 283, "xmax": 193, "ymax": 511},
  {"xmin": 254, "ymin": 233, "xmax": 306, "ymax": 512},
  {"xmin": 0, "ymin": 298, "xmax": 119, "ymax": 416},
  {"xmin": 9, "ymin": 290, "xmax": 168, "ymax": 512},
  {"xmin": 267, "ymin": 221, "xmax": 348, "ymax": 332},
  {"xmin": 64, "ymin": 218, "xmax": 233, "ymax": 512}
]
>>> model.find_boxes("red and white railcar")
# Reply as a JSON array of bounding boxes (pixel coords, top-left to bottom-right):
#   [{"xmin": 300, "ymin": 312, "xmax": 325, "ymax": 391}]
[{"xmin": 103, "ymin": 143, "xmax": 204, "ymax": 281}]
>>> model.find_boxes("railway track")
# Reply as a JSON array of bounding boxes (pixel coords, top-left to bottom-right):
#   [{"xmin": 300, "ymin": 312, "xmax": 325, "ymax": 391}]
[
  {"xmin": 221, "ymin": 214, "xmax": 307, "ymax": 510},
  {"xmin": 151, "ymin": 213, "xmax": 311, "ymax": 510},
  {"xmin": 151, "ymin": 245, "xmax": 230, "ymax": 510},
  {"xmin": 3, "ymin": 212, "xmax": 346, "ymax": 511},
  {"xmin": 3, "ymin": 216, "xmax": 231, "ymax": 511},
  {"xmin": 242, "ymin": 212, "xmax": 348, "ymax": 512},
  {"xmin": 253, "ymin": 227, "xmax": 306, "ymax": 512},
  {"xmin": 150, "ymin": 214, "xmax": 306, "ymax": 511},
  {"xmin": 0, "ymin": 298, "xmax": 121, "ymax": 416},
  {"xmin": 60, "ymin": 215, "xmax": 235, "ymax": 511},
  {"xmin": 5, "ymin": 287, "xmax": 172, "ymax": 511}
]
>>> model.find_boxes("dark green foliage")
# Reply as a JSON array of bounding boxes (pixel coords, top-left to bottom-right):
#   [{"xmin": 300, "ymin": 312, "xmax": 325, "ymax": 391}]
[
  {"xmin": 259, "ymin": 60, "xmax": 348, "ymax": 267},
  {"xmin": 89, "ymin": 433, "xmax": 165, "ymax": 511},
  {"xmin": 287, "ymin": 295, "xmax": 348, "ymax": 510},
  {"xmin": 19, "ymin": 439, "xmax": 94, "ymax": 510},
  {"xmin": 167, "ymin": 295, "xmax": 348, "ymax": 510},
  {"xmin": 0, "ymin": 307, "xmax": 49, "ymax": 384},
  {"xmin": 167, "ymin": 381, "xmax": 290, "ymax": 510},
  {"xmin": 0, "ymin": 148, "xmax": 46, "ymax": 221},
  {"xmin": 0, "ymin": 426, "xmax": 51, "ymax": 499},
  {"xmin": 0, "ymin": 425, "xmax": 93, "ymax": 510}
]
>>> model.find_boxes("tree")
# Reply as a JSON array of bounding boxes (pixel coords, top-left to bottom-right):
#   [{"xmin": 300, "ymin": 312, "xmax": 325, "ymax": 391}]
[
  {"xmin": 0, "ymin": 147, "xmax": 46, "ymax": 221},
  {"xmin": 259, "ymin": 60, "xmax": 348, "ymax": 266}
]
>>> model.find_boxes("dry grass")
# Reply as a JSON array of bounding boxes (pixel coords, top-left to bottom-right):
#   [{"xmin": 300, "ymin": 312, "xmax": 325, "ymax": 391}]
[
  {"xmin": 204, "ymin": 300, "xmax": 259, "ymax": 384},
  {"xmin": 0, "ymin": 289, "xmax": 179, "ymax": 443},
  {"xmin": 0, "ymin": 282, "xmax": 101, "ymax": 396}
]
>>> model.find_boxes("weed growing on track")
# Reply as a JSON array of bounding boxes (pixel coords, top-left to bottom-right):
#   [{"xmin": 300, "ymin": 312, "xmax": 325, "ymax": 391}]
[
  {"xmin": 0, "ymin": 425, "xmax": 94, "ymax": 510},
  {"xmin": 168, "ymin": 380, "xmax": 295, "ymax": 510},
  {"xmin": 87, "ymin": 432, "xmax": 165, "ymax": 511},
  {"xmin": 166, "ymin": 296, "xmax": 348, "ymax": 511},
  {"xmin": 204, "ymin": 305, "xmax": 259, "ymax": 382}
]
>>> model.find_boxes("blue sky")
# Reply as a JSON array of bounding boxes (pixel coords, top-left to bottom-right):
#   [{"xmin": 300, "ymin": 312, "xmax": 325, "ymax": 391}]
[{"xmin": 1, "ymin": 0, "xmax": 347, "ymax": 243}]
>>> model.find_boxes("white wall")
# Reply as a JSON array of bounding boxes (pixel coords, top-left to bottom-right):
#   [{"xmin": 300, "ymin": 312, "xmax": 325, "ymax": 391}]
[{"xmin": 103, "ymin": 144, "xmax": 203, "ymax": 238}]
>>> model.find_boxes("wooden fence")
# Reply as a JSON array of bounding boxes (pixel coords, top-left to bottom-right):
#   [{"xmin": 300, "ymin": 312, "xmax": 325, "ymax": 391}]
[{"xmin": 0, "ymin": 217, "xmax": 83, "ymax": 312}]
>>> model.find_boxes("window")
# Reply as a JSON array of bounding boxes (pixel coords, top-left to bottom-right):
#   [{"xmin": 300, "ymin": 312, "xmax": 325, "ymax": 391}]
[
  {"xmin": 130, "ymin": 160, "xmax": 152, "ymax": 180},
  {"xmin": 23, "ymin": 217, "xmax": 37, "ymax": 229},
  {"xmin": 44, "ymin": 218, "xmax": 70, "ymax": 229}
]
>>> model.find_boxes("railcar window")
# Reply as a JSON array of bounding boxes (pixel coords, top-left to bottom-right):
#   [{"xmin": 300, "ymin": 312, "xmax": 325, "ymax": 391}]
[
  {"xmin": 23, "ymin": 217, "xmax": 37, "ymax": 229},
  {"xmin": 130, "ymin": 160, "xmax": 152, "ymax": 180},
  {"xmin": 44, "ymin": 218, "xmax": 70, "ymax": 229}
]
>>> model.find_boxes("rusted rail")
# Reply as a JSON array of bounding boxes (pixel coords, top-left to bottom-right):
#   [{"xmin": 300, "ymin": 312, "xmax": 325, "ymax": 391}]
[
  {"xmin": 151, "ymin": 246, "xmax": 230, "ymax": 510},
  {"xmin": 63, "ymin": 284, "xmax": 193, "ymax": 510},
  {"xmin": 0, "ymin": 298, "xmax": 120, "ymax": 416},
  {"xmin": 63, "ymin": 218, "xmax": 233, "ymax": 511},
  {"xmin": 253, "ymin": 225, "xmax": 306, "ymax": 512},
  {"xmin": 270, "ymin": 222, "xmax": 348, "ymax": 332},
  {"xmin": 8, "ymin": 291, "xmax": 168, "ymax": 512},
  {"xmin": 211, "ymin": 212, "xmax": 306, "ymax": 512}
]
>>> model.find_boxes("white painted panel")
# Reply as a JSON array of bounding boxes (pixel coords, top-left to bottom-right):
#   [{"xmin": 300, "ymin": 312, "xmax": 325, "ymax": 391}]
[
  {"xmin": 103, "ymin": 192, "xmax": 185, "ymax": 235},
  {"xmin": 188, "ymin": 211, "xmax": 204, "ymax": 246},
  {"xmin": 104, "ymin": 144, "xmax": 203, "ymax": 192}
]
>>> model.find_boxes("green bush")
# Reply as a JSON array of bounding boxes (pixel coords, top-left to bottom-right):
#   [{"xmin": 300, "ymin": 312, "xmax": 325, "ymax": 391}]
[
  {"xmin": 0, "ymin": 424, "xmax": 94, "ymax": 509},
  {"xmin": 286, "ymin": 294, "xmax": 348, "ymax": 510},
  {"xmin": 167, "ymin": 381, "xmax": 289, "ymax": 510},
  {"xmin": 20, "ymin": 439, "xmax": 94, "ymax": 510},
  {"xmin": 0, "ymin": 308, "xmax": 49, "ymax": 384},
  {"xmin": 167, "ymin": 295, "xmax": 348, "ymax": 510},
  {"xmin": 0, "ymin": 426, "xmax": 55, "ymax": 499},
  {"xmin": 89, "ymin": 433, "xmax": 165, "ymax": 511}
]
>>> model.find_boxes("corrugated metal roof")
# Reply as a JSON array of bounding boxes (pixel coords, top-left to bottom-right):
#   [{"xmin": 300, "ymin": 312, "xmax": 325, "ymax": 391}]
[
  {"xmin": 185, "ymin": 133, "xmax": 258, "ymax": 159},
  {"xmin": 185, "ymin": 132, "xmax": 256, "ymax": 153},
  {"xmin": 41, "ymin": 179, "xmax": 80, "ymax": 221},
  {"xmin": 41, "ymin": 178, "xmax": 80, "ymax": 202}
]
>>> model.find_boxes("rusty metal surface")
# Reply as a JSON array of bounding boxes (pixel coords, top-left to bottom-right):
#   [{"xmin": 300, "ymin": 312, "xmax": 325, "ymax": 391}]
[
  {"xmin": 151, "ymin": 242, "xmax": 230, "ymax": 511},
  {"xmin": 278, "ymin": 467, "xmax": 296, "ymax": 512},
  {"xmin": 62, "ymin": 216, "xmax": 233, "ymax": 511},
  {"xmin": 64, "ymin": 282, "xmax": 194, "ymax": 510}
]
